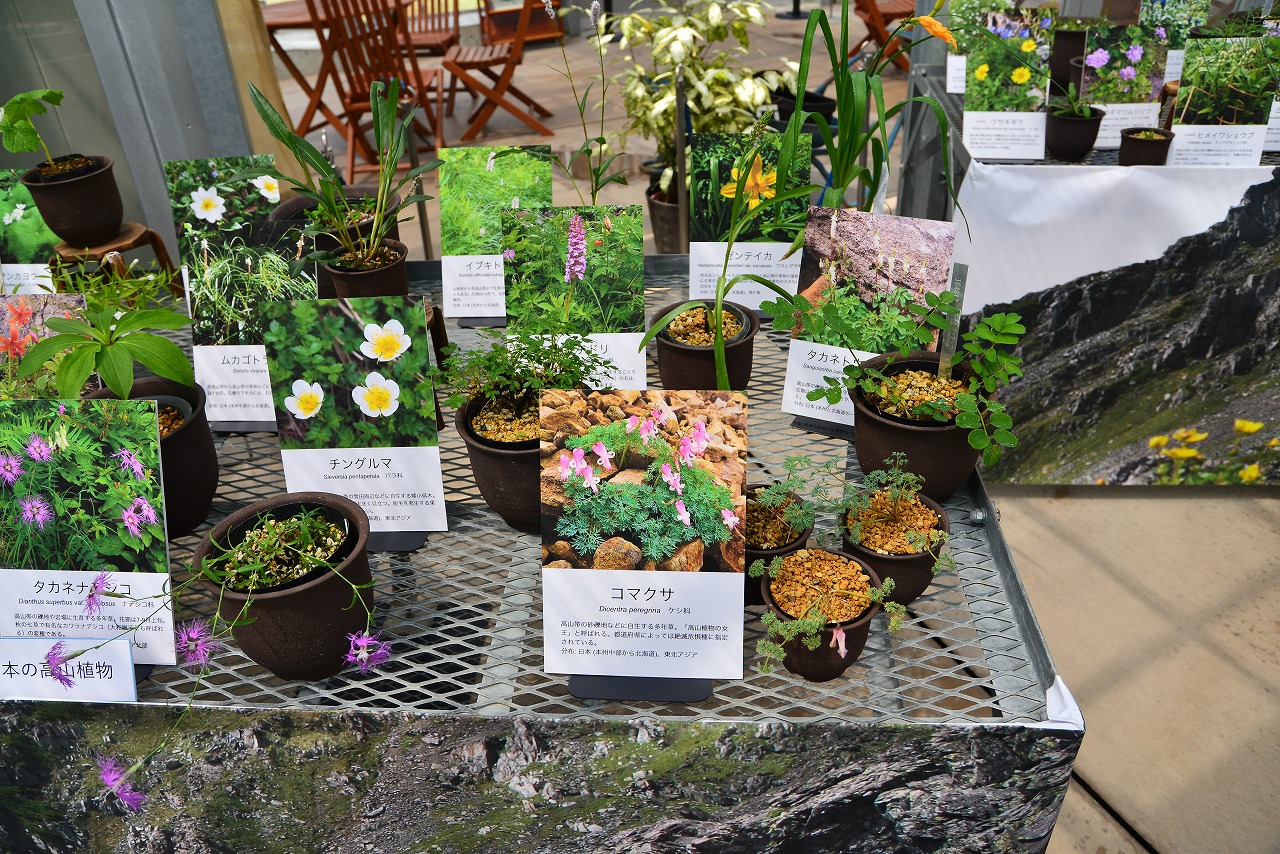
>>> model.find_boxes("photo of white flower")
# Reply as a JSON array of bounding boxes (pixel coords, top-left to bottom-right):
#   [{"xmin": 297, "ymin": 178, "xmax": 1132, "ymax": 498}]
[
  {"xmin": 189, "ymin": 186, "xmax": 227, "ymax": 223},
  {"xmin": 358, "ymin": 319, "xmax": 411, "ymax": 362},
  {"xmin": 284, "ymin": 380, "xmax": 324, "ymax": 419},
  {"xmin": 352, "ymin": 372, "xmax": 400, "ymax": 418},
  {"xmin": 250, "ymin": 175, "xmax": 281, "ymax": 203}
]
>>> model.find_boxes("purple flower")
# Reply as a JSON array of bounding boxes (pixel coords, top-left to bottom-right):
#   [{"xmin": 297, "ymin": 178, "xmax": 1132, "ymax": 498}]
[
  {"xmin": 1084, "ymin": 48, "xmax": 1110, "ymax": 70},
  {"xmin": 58, "ymin": 404, "xmax": 66, "ymax": 415},
  {"xmin": 1125, "ymin": 44, "xmax": 1143, "ymax": 63},
  {"xmin": 121, "ymin": 506, "xmax": 142, "ymax": 538},
  {"xmin": 564, "ymin": 213, "xmax": 587, "ymax": 285},
  {"xmin": 343, "ymin": 631, "xmax": 392, "ymax": 674},
  {"xmin": 175, "ymin": 619, "xmax": 222, "ymax": 672},
  {"xmin": 83, "ymin": 571, "xmax": 112, "ymax": 616},
  {"xmin": 131, "ymin": 496, "xmax": 158, "ymax": 526},
  {"xmin": 0, "ymin": 454, "xmax": 23, "ymax": 486},
  {"xmin": 96, "ymin": 755, "xmax": 147, "ymax": 812},
  {"xmin": 1119, "ymin": 65, "xmax": 1136, "ymax": 81},
  {"xmin": 113, "ymin": 448, "xmax": 146, "ymax": 482},
  {"xmin": 45, "ymin": 641, "xmax": 74, "ymax": 688},
  {"xmin": 25, "ymin": 433, "xmax": 52, "ymax": 462},
  {"xmin": 1019, "ymin": 27, "xmax": 1030, "ymax": 37},
  {"xmin": 1040, "ymin": 16, "xmax": 1052, "ymax": 28},
  {"xmin": 18, "ymin": 495, "xmax": 52, "ymax": 531},
  {"xmin": 1155, "ymin": 26, "xmax": 1167, "ymax": 39},
  {"xmin": 502, "ymin": 248, "xmax": 516, "ymax": 261}
]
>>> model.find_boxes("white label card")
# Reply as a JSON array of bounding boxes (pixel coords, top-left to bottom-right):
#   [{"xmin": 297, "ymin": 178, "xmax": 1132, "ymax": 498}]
[
  {"xmin": 1164, "ymin": 49, "xmax": 1184, "ymax": 84},
  {"xmin": 0, "ymin": 264, "xmax": 53, "ymax": 294},
  {"xmin": 441, "ymin": 254, "xmax": 507, "ymax": 318},
  {"xmin": 281, "ymin": 446, "xmax": 448, "ymax": 532},
  {"xmin": 1169, "ymin": 124, "xmax": 1267, "ymax": 166},
  {"xmin": 0, "ymin": 569, "xmax": 175, "ymax": 665},
  {"xmin": 1265, "ymin": 100, "xmax": 1280, "ymax": 152},
  {"xmin": 542, "ymin": 567, "xmax": 743, "ymax": 679},
  {"xmin": 193, "ymin": 344, "xmax": 275, "ymax": 423},
  {"xmin": 583, "ymin": 333, "xmax": 647, "ymax": 390},
  {"xmin": 689, "ymin": 241, "xmax": 801, "ymax": 311},
  {"xmin": 946, "ymin": 54, "xmax": 967, "ymax": 94},
  {"xmin": 0, "ymin": 637, "xmax": 137, "ymax": 703},
  {"xmin": 962, "ymin": 112, "xmax": 1047, "ymax": 161},
  {"xmin": 1093, "ymin": 102, "xmax": 1160, "ymax": 149},
  {"xmin": 780, "ymin": 341, "xmax": 877, "ymax": 427}
]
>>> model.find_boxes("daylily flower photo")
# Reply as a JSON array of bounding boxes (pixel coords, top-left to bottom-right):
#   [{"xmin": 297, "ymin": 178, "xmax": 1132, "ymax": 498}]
[{"xmin": 689, "ymin": 132, "xmax": 811, "ymax": 244}]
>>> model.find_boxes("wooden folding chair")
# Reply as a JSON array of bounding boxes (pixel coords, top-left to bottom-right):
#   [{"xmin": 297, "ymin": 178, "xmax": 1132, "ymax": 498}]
[
  {"xmin": 850, "ymin": 0, "xmax": 915, "ymax": 72},
  {"xmin": 401, "ymin": 0, "xmax": 460, "ymax": 56},
  {"xmin": 441, "ymin": 0, "xmax": 554, "ymax": 141},
  {"xmin": 308, "ymin": 0, "xmax": 445, "ymax": 182}
]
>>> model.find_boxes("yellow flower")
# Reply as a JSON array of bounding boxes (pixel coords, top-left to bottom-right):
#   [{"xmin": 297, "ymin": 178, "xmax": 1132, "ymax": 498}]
[
  {"xmin": 1269, "ymin": 438, "xmax": 1280, "ymax": 448},
  {"xmin": 1160, "ymin": 447, "xmax": 1201, "ymax": 460},
  {"xmin": 719, "ymin": 153, "xmax": 777, "ymax": 211},
  {"xmin": 915, "ymin": 16, "xmax": 957, "ymax": 51},
  {"xmin": 1234, "ymin": 419, "xmax": 1264, "ymax": 434},
  {"xmin": 1010, "ymin": 67, "xmax": 1032, "ymax": 85},
  {"xmin": 1148, "ymin": 435, "xmax": 1169, "ymax": 448},
  {"xmin": 1021, "ymin": 39, "xmax": 1037, "ymax": 52},
  {"xmin": 1172, "ymin": 428, "xmax": 1208, "ymax": 443},
  {"xmin": 1239, "ymin": 463, "xmax": 1261, "ymax": 483},
  {"xmin": 974, "ymin": 63, "xmax": 990, "ymax": 81}
]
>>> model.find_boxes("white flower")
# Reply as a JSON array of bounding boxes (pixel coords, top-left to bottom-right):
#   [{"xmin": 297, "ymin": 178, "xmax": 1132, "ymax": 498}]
[
  {"xmin": 486, "ymin": 151, "xmax": 496, "ymax": 172},
  {"xmin": 189, "ymin": 187, "xmax": 226, "ymax": 223},
  {"xmin": 511, "ymin": 196, "xmax": 519, "ymax": 209},
  {"xmin": 250, "ymin": 175, "xmax": 280, "ymax": 203},
  {"xmin": 353, "ymin": 372, "xmax": 400, "ymax": 417},
  {"xmin": 359, "ymin": 319, "xmax": 411, "ymax": 362},
  {"xmin": 284, "ymin": 380, "xmax": 324, "ymax": 419}
]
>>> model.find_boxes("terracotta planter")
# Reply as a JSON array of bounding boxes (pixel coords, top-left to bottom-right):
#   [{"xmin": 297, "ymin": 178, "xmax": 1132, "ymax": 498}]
[
  {"xmin": 743, "ymin": 485, "xmax": 812, "ymax": 607},
  {"xmin": 851, "ymin": 351, "xmax": 981, "ymax": 503},
  {"xmin": 192, "ymin": 492, "xmax": 372, "ymax": 681},
  {"xmin": 89, "ymin": 378, "xmax": 218, "ymax": 539},
  {"xmin": 1045, "ymin": 107, "xmax": 1106, "ymax": 162},
  {"xmin": 324, "ymin": 238, "xmax": 409, "ymax": 298},
  {"xmin": 652, "ymin": 300, "xmax": 759, "ymax": 391},
  {"xmin": 20, "ymin": 156, "xmax": 123, "ymax": 247},
  {"xmin": 456, "ymin": 396, "xmax": 540, "ymax": 532},
  {"xmin": 1118, "ymin": 127, "xmax": 1175, "ymax": 166},
  {"xmin": 270, "ymin": 185, "xmax": 400, "ymax": 298},
  {"xmin": 761, "ymin": 552, "xmax": 881, "ymax": 683},
  {"xmin": 840, "ymin": 495, "xmax": 950, "ymax": 606},
  {"xmin": 646, "ymin": 189, "xmax": 683, "ymax": 255}
]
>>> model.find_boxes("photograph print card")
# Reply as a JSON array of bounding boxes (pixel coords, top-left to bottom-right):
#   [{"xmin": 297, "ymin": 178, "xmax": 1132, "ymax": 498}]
[
  {"xmin": 688, "ymin": 132, "xmax": 811, "ymax": 310},
  {"xmin": 1081, "ymin": 24, "xmax": 1168, "ymax": 147},
  {"xmin": 0, "ymin": 169, "xmax": 60, "ymax": 294},
  {"xmin": 776, "ymin": 208, "xmax": 956, "ymax": 430},
  {"xmin": 1138, "ymin": 0, "xmax": 1212, "ymax": 79},
  {"xmin": 439, "ymin": 145, "xmax": 553, "ymax": 321},
  {"xmin": 963, "ymin": 16, "xmax": 1052, "ymax": 160},
  {"xmin": 540, "ymin": 389, "xmax": 747, "ymax": 680},
  {"xmin": 501, "ymin": 205, "xmax": 647, "ymax": 388},
  {"xmin": 0, "ymin": 398, "xmax": 175, "ymax": 666},
  {"xmin": 1170, "ymin": 37, "xmax": 1277, "ymax": 165},
  {"xmin": 946, "ymin": 3, "xmax": 1059, "ymax": 94},
  {"xmin": 0, "ymin": 293, "xmax": 87, "ymax": 400},
  {"xmin": 163, "ymin": 155, "xmax": 281, "ymax": 264},
  {"xmin": 262, "ymin": 296, "xmax": 447, "ymax": 533}
]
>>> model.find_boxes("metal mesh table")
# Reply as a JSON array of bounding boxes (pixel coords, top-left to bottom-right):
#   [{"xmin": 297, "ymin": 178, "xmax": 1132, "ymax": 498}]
[{"xmin": 139, "ymin": 256, "xmax": 1057, "ymax": 725}]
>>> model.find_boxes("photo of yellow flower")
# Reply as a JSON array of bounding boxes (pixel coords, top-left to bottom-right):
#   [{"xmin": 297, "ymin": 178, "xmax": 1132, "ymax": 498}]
[
  {"xmin": 1011, "ymin": 67, "xmax": 1032, "ymax": 85},
  {"xmin": 689, "ymin": 132, "xmax": 811, "ymax": 243}
]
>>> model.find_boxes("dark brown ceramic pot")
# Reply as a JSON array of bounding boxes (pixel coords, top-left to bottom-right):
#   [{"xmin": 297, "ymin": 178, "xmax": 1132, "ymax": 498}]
[
  {"xmin": 840, "ymin": 494, "xmax": 951, "ymax": 606},
  {"xmin": 1118, "ymin": 127, "xmax": 1175, "ymax": 166},
  {"xmin": 192, "ymin": 492, "xmax": 372, "ymax": 681},
  {"xmin": 774, "ymin": 89, "xmax": 838, "ymax": 123},
  {"xmin": 1045, "ymin": 107, "xmax": 1106, "ymax": 162},
  {"xmin": 456, "ymin": 396, "xmax": 540, "ymax": 532},
  {"xmin": 270, "ymin": 185, "xmax": 401, "ymax": 298},
  {"xmin": 850, "ymin": 351, "xmax": 981, "ymax": 503},
  {"xmin": 761, "ymin": 551, "xmax": 881, "ymax": 683},
  {"xmin": 743, "ymin": 485, "xmax": 812, "ymax": 607},
  {"xmin": 653, "ymin": 300, "xmax": 759, "ymax": 391},
  {"xmin": 89, "ymin": 378, "xmax": 218, "ymax": 539},
  {"xmin": 324, "ymin": 238, "xmax": 409, "ymax": 298},
  {"xmin": 1048, "ymin": 29, "xmax": 1087, "ymax": 92},
  {"xmin": 646, "ymin": 189, "xmax": 682, "ymax": 255},
  {"xmin": 20, "ymin": 156, "xmax": 123, "ymax": 247}
]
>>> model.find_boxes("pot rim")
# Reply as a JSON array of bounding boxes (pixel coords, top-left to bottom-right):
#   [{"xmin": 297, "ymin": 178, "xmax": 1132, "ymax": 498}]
[
  {"xmin": 652, "ymin": 299, "xmax": 759, "ymax": 350},
  {"xmin": 322, "ymin": 237, "xmax": 407, "ymax": 274},
  {"xmin": 194, "ymin": 492, "xmax": 370, "ymax": 604},
  {"xmin": 1119, "ymin": 126, "xmax": 1175, "ymax": 140},
  {"xmin": 744, "ymin": 484, "xmax": 813, "ymax": 554},
  {"xmin": 849, "ymin": 351, "xmax": 974, "ymax": 433},
  {"xmin": 20, "ymin": 155, "xmax": 112, "ymax": 187},
  {"xmin": 87, "ymin": 377, "xmax": 205, "ymax": 444},
  {"xmin": 760, "ymin": 549, "xmax": 882, "ymax": 629},
  {"xmin": 839, "ymin": 494, "xmax": 951, "ymax": 562},
  {"xmin": 456, "ymin": 395, "xmax": 539, "ymax": 452}
]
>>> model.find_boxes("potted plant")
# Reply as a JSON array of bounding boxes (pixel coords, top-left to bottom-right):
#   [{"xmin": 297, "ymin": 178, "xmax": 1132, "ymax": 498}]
[
  {"xmin": 1118, "ymin": 127, "xmax": 1175, "ymax": 166},
  {"xmin": 749, "ymin": 548, "xmax": 904, "ymax": 682},
  {"xmin": 0, "ymin": 89, "xmax": 124, "ymax": 247},
  {"xmin": 744, "ymin": 474, "xmax": 815, "ymax": 606},
  {"xmin": 1045, "ymin": 83, "xmax": 1106, "ymax": 162},
  {"xmin": 430, "ymin": 327, "xmax": 610, "ymax": 530},
  {"xmin": 838, "ymin": 452, "xmax": 955, "ymax": 605},
  {"xmin": 18, "ymin": 264, "xmax": 219, "ymax": 537},
  {"xmin": 190, "ymin": 492, "xmax": 374, "ymax": 681},
  {"xmin": 246, "ymin": 79, "xmax": 438, "ymax": 297}
]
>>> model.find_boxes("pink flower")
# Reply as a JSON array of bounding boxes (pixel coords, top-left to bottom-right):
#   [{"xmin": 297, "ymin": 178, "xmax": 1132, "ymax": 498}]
[
  {"xmin": 677, "ymin": 436, "xmax": 696, "ymax": 468},
  {"xmin": 25, "ymin": 433, "xmax": 53, "ymax": 462},
  {"xmin": 830, "ymin": 625, "xmax": 848, "ymax": 658},
  {"xmin": 558, "ymin": 453, "xmax": 574, "ymax": 481},
  {"xmin": 121, "ymin": 506, "xmax": 142, "ymax": 538},
  {"xmin": 113, "ymin": 448, "xmax": 145, "ymax": 482},
  {"xmin": 675, "ymin": 499, "xmax": 691, "ymax": 526},
  {"xmin": 502, "ymin": 248, "xmax": 516, "ymax": 261},
  {"xmin": 344, "ymin": 630, "xmax": 392, "ymax": 674},
  {"xmin": 581, "ymin": 467, "xmax": 601, "ymax": 493},
  {"xmin": 625, "ymin": 415, "xmax": 640, "ymax": 433},
  {"xmin": 83, "ymin": 570, "xmax": 111, "ymax": 616},
  {"xmin": 175, "ymin": 619, "xmax": 222, "ymax": 672},
  {"xmin": 570, "ymin": 447, "xmax": 590, "ymax": 474},
  {"xmin": 0, "ymin": 454, "xmax": 23, "ymax": 486},
  {"xmin": 564, "ymin": 213, "xmax": 587, "ymax": 284},
  {"xmin": 660, "ymin": 463, "xmax": 683, "ymax": 496},
  {"xmin": 18, "ymin": 495, "xmax": 52, "ymax": 530},
  {"xmin": 639, "ymin": 418, "xmax": 657, "ymax": 445},
  {"xmin": 45, "ymin": 641, "xmax": 74, "ymax": 688},
  {"xmin": 96, "ymin": 755, "xmax": 147, "ymax": 812},
  {"xmin": 689, "ymin": 421, "xmax": 710, "ymax": 455},
  {"xmin": 650, "ymin": 408, "xmax": 665, "ymax": 424},
  {"xmin": 721, "ymin": 509, "xmax": 739, "ymax": 530},
  {"xmin": 593, "ymin": 441, "xmax": 614, "ymax": 471}
]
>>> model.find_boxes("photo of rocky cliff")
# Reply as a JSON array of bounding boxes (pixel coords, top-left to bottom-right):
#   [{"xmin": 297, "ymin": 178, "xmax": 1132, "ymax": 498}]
[{"xmin": 981, "ymin": 167, "xmax": 1280, "ymax": 485}]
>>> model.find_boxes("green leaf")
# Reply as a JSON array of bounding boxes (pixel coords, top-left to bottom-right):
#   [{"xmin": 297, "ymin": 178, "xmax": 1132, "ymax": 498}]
[
  {"xmin": 112, "ymin": 309, "xmax": 192, "ymax": 335},
  {"xmin": 117, "ymin": 335, "xmax": 195, "ymax": 387},
  {"xmin": 968, "ymin": 430, "xmax": 991, "ymax": 450},
  {"xmin": 55, "ymin": 345, "xmax": 98, "ymax": 398},
  {"xmin": 96, "ymin": 345, "xmax": 135, "ymax": 399},
  {"xmin": 955, "ymin": 412, "xmax": 983, "ymax": 430},
  {"xmin": 993, "ymin": 429, "xmax": 1017, "ymax": 447},
  {"xmin": 989, "ymin": 411, "xmax": 1013, "ymax": 429},
  {"xmin": 953, "ymin": 394, "xmax": 978, "ymax": 412},
  {"xmin": 17, "ymin": 334, "xmax": 90, "ymax": 378}
]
